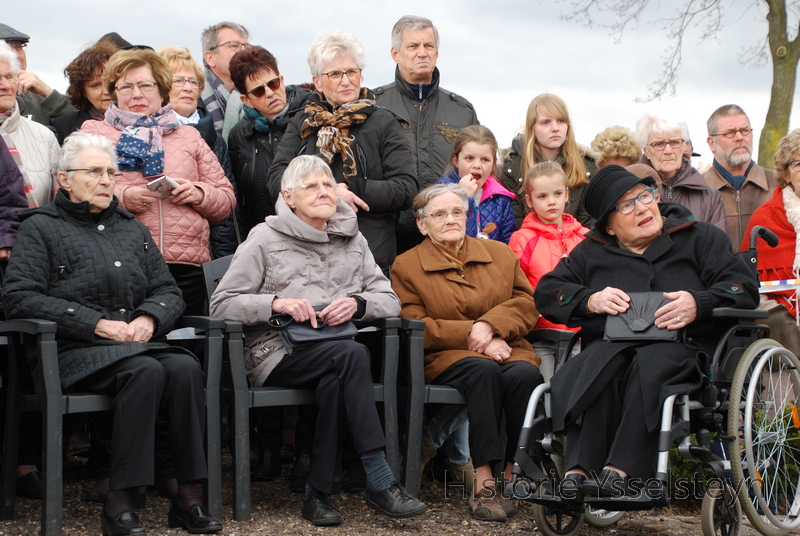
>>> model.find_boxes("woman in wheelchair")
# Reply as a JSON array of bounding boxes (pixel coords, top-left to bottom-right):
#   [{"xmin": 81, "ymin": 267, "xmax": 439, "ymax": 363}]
[
  {"xmin": 535, "ymin": 165, "xmax": 759, "ymax": 501},
  {"xmin": 1, "ymin": 133, "xmax": 222, "ymax": 535},
  {"xmin": 391, "ymin": 183, "xmax": 544, "ymax": 522},
  {"xmin": 209, "ymin": 155, "xmax": 426, "ymax": 526}
]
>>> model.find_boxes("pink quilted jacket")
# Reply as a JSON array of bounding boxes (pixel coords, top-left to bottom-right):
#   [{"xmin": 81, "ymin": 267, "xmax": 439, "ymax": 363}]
[{"xmin": 82, "ymin": 121, "xmax": 235, "ymax": 266}]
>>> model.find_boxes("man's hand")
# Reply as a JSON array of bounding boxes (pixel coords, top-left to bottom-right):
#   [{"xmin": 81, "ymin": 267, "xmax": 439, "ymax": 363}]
[{"xmin": 17, "ymin": 71, "xmax": 53, "ymax": 98}]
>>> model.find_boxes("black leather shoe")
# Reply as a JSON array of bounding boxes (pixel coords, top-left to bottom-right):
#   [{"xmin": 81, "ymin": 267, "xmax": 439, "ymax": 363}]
[
  {"xmin": 583, "ymin": 469, "xmax": 630, "ymax": 498},
  {"xmin": 168, "ymin": 500, "xmax": 223, "ymax": 534},
  {"xmin": 557, "ymin": 473, "xmax": 585, "ymax": 502},
  {"xmin": 302, "ymin": 489, "xmax": 342, "ymax": 526},
  {"xmin": 251, "ymin": 449, "xmax": 282, "ymax": 482},
  {"xmin": 343, "ymin": 462, "xmax": 366, "ymax": 493},
  {"xmin": 289, "ymin": 450, "xmax": 311, "ymax": 493},
  {"xmin": 16, "ymin": 471, "xmax": 42, "ymax": 499},
  {"xmin": 100, "ymin": 508, "xmax": 145, "ymax": 536},
  {"xmin": 365, "ymin": 481, "xmax": 427, "ymax": 519}
]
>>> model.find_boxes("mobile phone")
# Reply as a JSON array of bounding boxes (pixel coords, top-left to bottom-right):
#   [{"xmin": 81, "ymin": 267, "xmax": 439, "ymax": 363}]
[{"xmin": 146, "ymin": 175, "xmax": 180, "ymax": 199}]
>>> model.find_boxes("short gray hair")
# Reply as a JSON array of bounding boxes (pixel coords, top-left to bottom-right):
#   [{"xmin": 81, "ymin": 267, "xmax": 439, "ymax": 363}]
[
  {"xmin": 635, "ymin": 114, "xmax": 690, "ymax": 148},
  {"xmin": 412, "ymin": 183, "xmax": 469, "ymax": 220},
  {"xmin": 707, "ymin": 104, "xmax": 749, "ymax": 135},
  {"xmin": 281, "ymin": 155, "xmax": 334, "ymax": 191},
  {"xmin": 391, "ymin": 15, "xmax": 439, "ymax": 51},
  {"xmin": 201, "ymin": 22, "xmax": 250, "ymax": 54},
  {"xmin": 307, "ymin": 32, "xmax": 366, "ymax": 77},
  {"xmin": 58, "ymin": 132, "xmax": 117, "ymax": 175},
  {"xmin": 0, "ymin": 41, "xmax": 20, "ymax": 74}
]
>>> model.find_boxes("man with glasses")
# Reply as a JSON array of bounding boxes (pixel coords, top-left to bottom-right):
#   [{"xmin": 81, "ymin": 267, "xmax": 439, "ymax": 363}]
[
  {"xmin": 635, "ymin": 113, "xmax": 728, "ymax": 235},
  {"xmin": 0, "ymin": 23, "xmax": 74, "ymax": 128},
  {"xmin": 374, "ymin": 16, "xmax": 479, "ymax": 253},
  {"xmin": 200, "ymin": 21, "xmax": 251, "ymax": 141},
  {"xmin": 702, "ymin": 104, "xmax": 777, "ymax": 248}
]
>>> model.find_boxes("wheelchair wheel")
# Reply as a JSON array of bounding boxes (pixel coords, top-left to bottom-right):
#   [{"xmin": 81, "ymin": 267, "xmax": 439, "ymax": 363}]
[
  {"xmin": 583, "ymin": 506, "xmax": 625, "ymax": 527},
  {"xmin": 728, "ymin": 338, "xmax": 800, "ymax": 536},
  {"xmin": 532, "ymin": 502, "xmax": 584, "ymax": 536},
  {"xmin": 701, "ymin": 480, "xmax": 741, "ymax": 536}
]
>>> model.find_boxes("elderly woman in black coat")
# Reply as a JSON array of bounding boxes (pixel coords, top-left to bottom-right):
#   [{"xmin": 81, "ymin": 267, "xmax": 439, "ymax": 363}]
[
  {"xmin": 1, "ymin": 132, "xmax": 221, "ymax": 535},
  {"xmin": 534, "ymin": 165, "xmax": 758, "ymax": 500}
]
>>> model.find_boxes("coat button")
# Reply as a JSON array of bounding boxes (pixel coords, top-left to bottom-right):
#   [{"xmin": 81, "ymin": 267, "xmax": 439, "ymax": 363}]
[
  {"xmin": 97, "ymin": 224, "xmax": 105, "ymax": 231},
  {"xmin": 159, "ymin": 302, "xmax": 166, "ymax": 307},
  {"xmin": 114, "ymin": 261, "xmax": 121, "ymax": 267},
  {"xmin": 66, "ymin": 307, "xmax": 75, "ymax": 313},
  {"xmin": 320, "ymin": 256, "xmax": 327, "ymax": 262},
  {"xmin": 119, "ymin": 308, "xmax": 126, "ymax": 314}
]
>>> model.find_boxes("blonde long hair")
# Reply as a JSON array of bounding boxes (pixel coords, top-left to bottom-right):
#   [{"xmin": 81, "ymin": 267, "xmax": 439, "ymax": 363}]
[{"xmin": 521, "ymin": 94, "xmax": 588, "ymax": 189}]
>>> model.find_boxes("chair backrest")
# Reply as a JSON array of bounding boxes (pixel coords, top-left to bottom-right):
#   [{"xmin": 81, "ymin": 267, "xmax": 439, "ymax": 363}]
[{"xmin": 203, "ymin": 255, "xmax": 233, "ymax": 301}]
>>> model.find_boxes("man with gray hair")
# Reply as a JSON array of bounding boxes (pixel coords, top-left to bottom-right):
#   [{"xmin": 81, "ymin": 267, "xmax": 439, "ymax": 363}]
[
  {"xmin": 200, "ymin": 21, "xmax": 251, "ymax": 141},
  {"xmin": 0, "ymin": 23, "xmax": 74, "ymax": 127},
  {"xmin": 374, "ymin": 15, "xmax": 478, "ymax": 252},
  {"xmin": 702, "ymin": 104, "xmax": 777, "ymax": 248}
]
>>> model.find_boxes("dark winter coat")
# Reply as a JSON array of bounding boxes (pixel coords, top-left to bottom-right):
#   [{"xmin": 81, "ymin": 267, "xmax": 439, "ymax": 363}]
[
  {"xmin": 267, "ymin": 92, "xmax": 418, "ymax": 271},
  {"xmin": 0, "ymin": 135, "xmax": 29, "ymax": 249},
  {"xmin": 228, "ymin": 85, "xmax": 310, "ymax": 237},
  {"xmin": 53, "ymin": 109, "xmax": 97, "ymax": 145},
  {"xmin": 2, "ymin": 190, "xmax": 187, "ymax": 389},
  {"xmin": 535, "ymin": 203, "xmax": 758, "ymax": 433}
]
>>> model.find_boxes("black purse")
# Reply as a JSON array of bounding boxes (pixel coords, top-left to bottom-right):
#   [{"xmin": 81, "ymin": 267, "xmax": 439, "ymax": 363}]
[
  {"xmin": 267, "ymin": 312, "xmax": 358, "ymax": 355},
  {"xmin": 603, "ymin": 292, "xmax": 679, "ymax": 342}
]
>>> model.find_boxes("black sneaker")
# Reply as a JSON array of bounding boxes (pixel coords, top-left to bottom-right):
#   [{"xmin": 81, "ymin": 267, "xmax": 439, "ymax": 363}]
[
  {"xmin": 365, "ymin": 481, "xmax": 427, "ymax": 519},
  {"xmin": 302, "ymin": 489, "xmax": 342, "ymax": 526}
]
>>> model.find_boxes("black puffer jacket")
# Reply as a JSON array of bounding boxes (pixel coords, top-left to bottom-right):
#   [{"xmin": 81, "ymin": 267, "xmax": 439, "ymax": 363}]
[
  {"xmin": 228, "ymin": 85, "xmax": 310, "ymax": 237},
  {"xmin": 2, "ymin": 190, "xmax": 187, "ymax": 389},
  {"xmin": 267, "ymin": 91, "xmax": 417, "ymax": 272}
]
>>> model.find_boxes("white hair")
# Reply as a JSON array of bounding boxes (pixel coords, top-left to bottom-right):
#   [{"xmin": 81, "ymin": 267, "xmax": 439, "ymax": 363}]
[
  {"xmin": 281, "ymin": 155, "xmax": 334, "ymax": 191},
  {"xmin": 307, "ymin": 32, "xmax": 365, "ymax": 77},
  {"xmin": 0, "ymin": 41, "xmax": 20, "ymax": 74}
]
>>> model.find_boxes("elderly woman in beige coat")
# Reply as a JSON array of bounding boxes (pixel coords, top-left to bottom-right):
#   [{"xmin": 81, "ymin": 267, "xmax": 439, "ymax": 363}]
[
  {"xmin": 210, "ymin": 155, "xmax": 426, "ymax": 527},
  {"xmin": 391, "ymin": 183, "xmax": 543, "ymax": 522}
]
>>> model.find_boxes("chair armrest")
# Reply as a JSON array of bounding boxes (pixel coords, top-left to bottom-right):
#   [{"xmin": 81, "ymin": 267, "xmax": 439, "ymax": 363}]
[
  {"xmin": 353, "ymin": 317, "xmax": 402, "ymax": 330},
  {"xmin": 525, "ymin": 328, "xmax": 574, "ymax": 345},
  {"xmin": 399, "ymin": 318, "xmax": 425, "ymax": 333},
  {"xmin": 712, "ymin": 307, "xmax": 768, "ymax": 320},
  {"xmin": 176, "ymin": 316, "xmax": 227, "ymax": 331},
  {"xmin": 0, "ymin": 319, "xmax": 57, "ymax": 336}
]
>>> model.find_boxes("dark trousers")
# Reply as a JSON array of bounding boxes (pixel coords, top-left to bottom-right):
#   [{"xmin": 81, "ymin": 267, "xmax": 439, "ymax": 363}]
[
  {"xmin": 168, "ymin": 263, "xmax": 207, "ymax": 316},
  {"xmin": 71, "ymin": 351, "xmax": 207, "ymax": 490},
  {"xmin": 564, "ymin": 356, "xmax": 658, "ymax": 480},
  {"xmin": 254, "ymin": 405, "xmax": 316, "ymax": 453},
  {"xmin": 262, "ymin": 339, "xmax": 386, "ymax": 494},
  {"xmin": 433, "ymin": 358, "xmax": 543, "ymax": 468}
]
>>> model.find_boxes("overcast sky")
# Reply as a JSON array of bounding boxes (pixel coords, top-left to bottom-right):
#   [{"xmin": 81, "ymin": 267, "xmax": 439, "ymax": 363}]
[{"xmin": 7, "ymin": 0, "xmax": 799, "ymax": 166}]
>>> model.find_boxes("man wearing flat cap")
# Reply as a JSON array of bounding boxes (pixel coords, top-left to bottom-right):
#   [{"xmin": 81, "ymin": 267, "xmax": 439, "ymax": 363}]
[{"xmin": 0, "ymin": 23, "xmax": 74, "ymax": 127}]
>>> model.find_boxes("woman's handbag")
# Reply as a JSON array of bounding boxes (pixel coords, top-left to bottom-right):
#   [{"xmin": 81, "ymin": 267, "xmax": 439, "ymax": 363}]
[
  {"xmin": 603, "ymin": 292, "xmax": 679, "ymax": 342},
  {"xmin": 267, "ymin": 312, "xmax": 358, "ymax": 355}
]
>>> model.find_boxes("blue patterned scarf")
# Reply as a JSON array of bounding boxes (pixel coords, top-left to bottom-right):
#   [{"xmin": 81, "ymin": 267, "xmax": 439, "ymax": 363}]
[{"xmin": 104, "ymin": 103, "xmax": 179, "ymax": 177}]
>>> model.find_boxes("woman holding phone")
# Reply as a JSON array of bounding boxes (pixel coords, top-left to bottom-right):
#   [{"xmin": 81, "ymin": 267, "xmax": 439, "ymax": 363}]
[{"xmin": 82, "ymin": 48, "xmax": 235, "ymax": 314}]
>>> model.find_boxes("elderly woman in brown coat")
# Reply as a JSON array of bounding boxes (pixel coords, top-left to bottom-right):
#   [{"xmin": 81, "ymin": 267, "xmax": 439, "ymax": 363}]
[{"xmin": 391, "ymin": 183, "xmax": 543, "ymax": 523}]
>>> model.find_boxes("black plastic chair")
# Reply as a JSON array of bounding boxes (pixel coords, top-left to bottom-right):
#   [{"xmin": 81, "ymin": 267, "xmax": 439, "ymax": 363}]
[
  {"xmin": 203, "ymin": 255, "xmax": 402, "ymax": 521},
  {"xmin": 0, "ymin": 316, "xmax": 225, "ymax": 536}
]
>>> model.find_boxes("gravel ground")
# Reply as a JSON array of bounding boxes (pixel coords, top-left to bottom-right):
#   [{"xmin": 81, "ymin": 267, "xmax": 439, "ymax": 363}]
[{"xmin": 0, "ymin": 460, "xmax": 768, "ymax": 536}]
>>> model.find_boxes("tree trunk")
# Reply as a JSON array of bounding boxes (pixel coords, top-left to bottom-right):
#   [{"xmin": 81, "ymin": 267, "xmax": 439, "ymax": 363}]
[{"xmin": 758, "ymin": 0, "xmax": 800, "ymax": 168}]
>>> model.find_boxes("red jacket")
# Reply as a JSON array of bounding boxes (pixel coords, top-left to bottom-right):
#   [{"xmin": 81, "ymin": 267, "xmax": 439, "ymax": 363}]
[
  {"xmin": 740, "ymin": 186, "xmax": 797, "ymax": 317},
  {"xmin": 510, "ymin": 212, "xmax": 587, "ymax": 330}
]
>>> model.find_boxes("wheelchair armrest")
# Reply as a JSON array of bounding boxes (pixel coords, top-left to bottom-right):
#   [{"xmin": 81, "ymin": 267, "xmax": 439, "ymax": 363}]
[
  {"xmin": 0, "ymin": 319, "xmax": 57, "ymax": 336},
  {"xmin": 711, "ymin": 307, "xmax": 768, "ymax": 320}
]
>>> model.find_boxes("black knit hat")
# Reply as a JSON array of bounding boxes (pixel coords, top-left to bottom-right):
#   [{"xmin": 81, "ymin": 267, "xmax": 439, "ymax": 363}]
[{"xmin": 583, "ymin": 164, "xmax": 657, "ymax": 226}]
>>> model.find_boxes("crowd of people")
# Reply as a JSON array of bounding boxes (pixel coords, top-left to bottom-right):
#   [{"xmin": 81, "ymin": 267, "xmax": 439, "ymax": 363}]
[{"xmin": 0, "ymin": 12, "xmax": 794, "ymax": 534}]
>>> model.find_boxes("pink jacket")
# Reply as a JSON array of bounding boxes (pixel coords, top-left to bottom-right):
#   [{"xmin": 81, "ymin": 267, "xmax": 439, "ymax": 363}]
[{"xmin": 82, "ymin": 120, "xmax": 235, "ymax": 266}]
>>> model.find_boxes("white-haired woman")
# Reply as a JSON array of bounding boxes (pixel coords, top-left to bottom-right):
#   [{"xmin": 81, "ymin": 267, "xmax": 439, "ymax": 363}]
[
  {"xmin": 211, "ymin": 155, "xmax": 426, "ymax": 526},
  {"xmin": 267, "ymin": 32, "xmax": 416, "ymax": 274},
  {"xmin": 2, "ymin": 132, "xmax": 221, "ymax": 535},
  {"xmin": 635, "ymin": 113, "xmax": 727, "ymax": 232}
]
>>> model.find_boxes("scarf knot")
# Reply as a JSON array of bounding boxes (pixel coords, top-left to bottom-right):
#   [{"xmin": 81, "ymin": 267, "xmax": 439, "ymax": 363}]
[{"xmin": 104, "ymin": 103, "xmax": 179, "ymax": 177}]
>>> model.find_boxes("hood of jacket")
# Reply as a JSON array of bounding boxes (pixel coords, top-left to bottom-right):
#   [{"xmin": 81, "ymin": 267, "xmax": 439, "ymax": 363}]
[
  {"xmin": 585, "ymin": 201, "xmax": 697, "ymax": 245},
  {"xmin": 267, "ymin": 194, "xmax": 360, "ymax": 243}
]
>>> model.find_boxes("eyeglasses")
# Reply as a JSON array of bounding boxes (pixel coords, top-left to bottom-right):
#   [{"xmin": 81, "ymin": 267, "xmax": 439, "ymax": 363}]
[
  {"xmin": 648, "ymin": 139, "xmax": 684, "ymax": 151},
  {"xmin": 614, "ymin": 188, "xmax": 658, "ymax": 215},
  {"xmin": 66, "ymin": 167, "xmax": 122, "ymax": 179},
  {"xmin": 710, "ymin": 127, "xmax": 753, "ymax": 138},
  {"xmin": 210, "ymin": 40, "xmax": 251, "ymax": 52},
  {"xmin": 172, "ymin": 77, "xmax": 201, "ymax": 88},
  {"xmin": 6, "ymin": 43, "xmax": 26, "ymax": 50},
  {"xmin": 787, "ymin": 161, "xmax": 800, "ymax": 172},
  {"xmin": 424, "ymin": 208, "xmax": 467, "ymax": 222},
  {"xmin": 294, "ymin": 181, "xmax": 337, "ymax": 194},
  {"xmin": 246, "ymin": 77, "xmax": 281, "ymax": 98},
  {"xmin": 115, "ymin": 81, "xmax": 157, "ymax": 95},
  {"xmin": 320, "ymin": 69, "xmax": 362, "ymax": 83}
]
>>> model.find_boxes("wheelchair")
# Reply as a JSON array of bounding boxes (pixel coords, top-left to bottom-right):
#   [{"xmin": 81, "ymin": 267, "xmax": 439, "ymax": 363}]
[{"xmin": 507, "ymin": 226, "xmax": 800, "ymax": 536}]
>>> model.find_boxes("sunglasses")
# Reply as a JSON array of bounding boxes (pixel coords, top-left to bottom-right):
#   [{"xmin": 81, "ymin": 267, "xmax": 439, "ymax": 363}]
[{"xmin": 245, "ymin": 77, "xmax": 281, "ymax": 98}]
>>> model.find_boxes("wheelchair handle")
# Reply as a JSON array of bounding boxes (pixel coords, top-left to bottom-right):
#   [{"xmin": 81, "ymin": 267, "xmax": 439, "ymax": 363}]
[{"xmin": 749, "ymin": 225, "xmax": 778, "ymax": 250}]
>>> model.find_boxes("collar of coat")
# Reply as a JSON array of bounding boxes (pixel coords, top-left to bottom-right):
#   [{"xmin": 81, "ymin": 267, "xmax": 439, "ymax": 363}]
[
  {"xmin": 416, "ymin": 235, "xmax": 492, "ymax": 273},
  {"xmin": 240, "ymin": 85, "xmax": 312, "ymax": 137},
  {"xmin": 638, "ymin": 154, "xmax": 709, "ymax": 191},
  {"xmin": 393, "ymin": 66, "xmax": 441, "ymax": 101},
  {"xmin": 266, "ymin": 194, "xmax": 360, "ymax": 243},
  {"xmin": 20, "ymin": 188, "xmax": 133, "ymax": 225},
  {"xmin": 585, "ymin": 202, "xmax": 697, "ymax": 247}
]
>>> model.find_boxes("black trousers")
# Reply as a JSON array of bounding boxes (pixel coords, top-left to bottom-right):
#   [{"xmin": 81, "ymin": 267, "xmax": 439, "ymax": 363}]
[
  {"xmin": 71, "ymin": 351, "xmax": 207, "ymax": 490},
  {"xmin": 262, "ymin": 339, "xmax": 386, "ymax": 494},
  {"xmin": 432, "ymin": 357, "xmax": 543, "ymax": 468},
  {"xmin": 564, "ymin": 356, "xmax": 658, "ymax": 480},
  {"xmin": 168, "ymin": 263, "xmax": 207, "ymax": 316}
]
